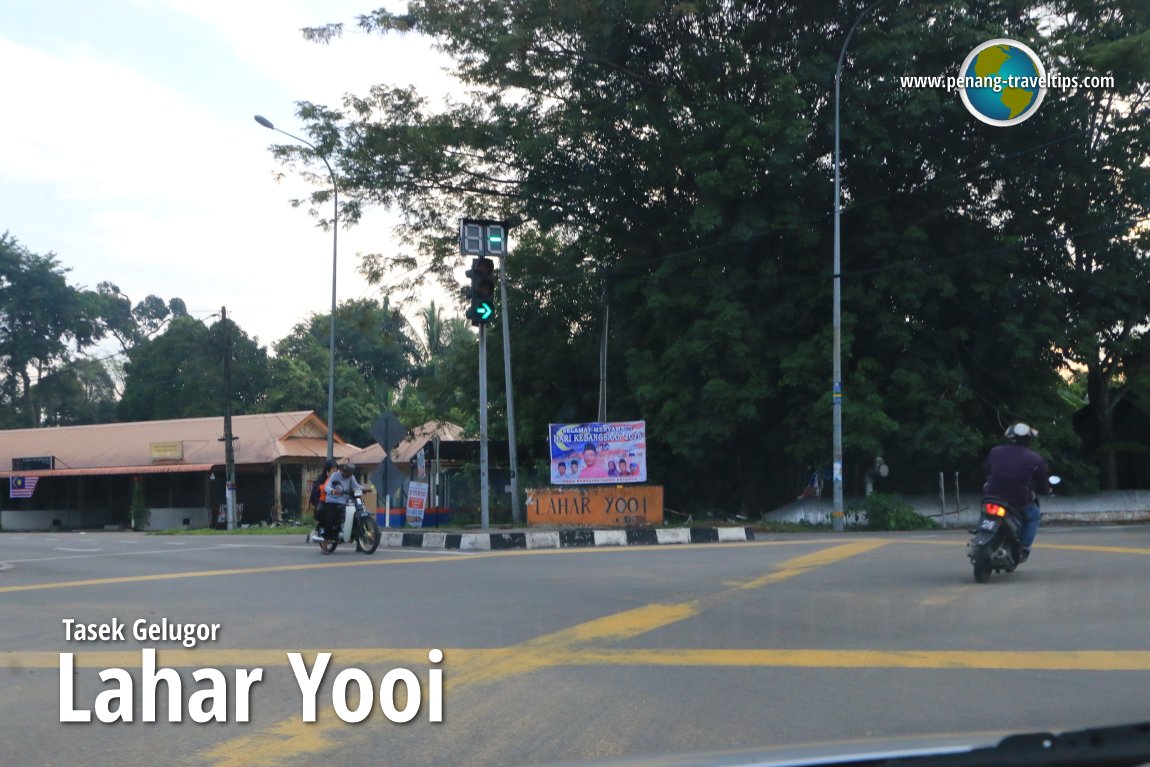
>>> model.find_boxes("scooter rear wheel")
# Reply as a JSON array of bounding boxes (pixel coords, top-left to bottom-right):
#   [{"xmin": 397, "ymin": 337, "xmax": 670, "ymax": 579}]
[
  {"xmin": 973, "ymin": 555, "xmax": 992, "ymax": 583},
  {"xmin": 319, "ymin": 538, "xmax": 339, "ymax": 555}
]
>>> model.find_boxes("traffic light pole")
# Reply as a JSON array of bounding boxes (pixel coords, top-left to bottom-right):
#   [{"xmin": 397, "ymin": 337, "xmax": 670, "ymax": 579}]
[{"xmin": 478, "ymin": 323, "xmax": 490, "ymax": 530}]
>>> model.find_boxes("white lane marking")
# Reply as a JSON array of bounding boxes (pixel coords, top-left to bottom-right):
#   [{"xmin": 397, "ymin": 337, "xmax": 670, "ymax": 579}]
[
  {"xmin": 53, "ymin": 547, "xmax": 103, "ymax": 553},
  {"xmin": 0, "ymin": 545, "xmax": 267, "ymax": 564}
]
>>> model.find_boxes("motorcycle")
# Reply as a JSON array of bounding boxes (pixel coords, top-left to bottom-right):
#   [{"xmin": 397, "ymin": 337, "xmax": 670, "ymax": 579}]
[
  {"xmin": 311, "ymin": 494, "xmax": 381, "ymax": 555},
  {"xmin": 967, "ymin": 475, "xmax": 1059, "ymax": 583}
]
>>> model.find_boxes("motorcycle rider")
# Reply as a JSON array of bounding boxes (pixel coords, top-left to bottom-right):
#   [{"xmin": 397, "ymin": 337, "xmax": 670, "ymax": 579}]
[
  {"xmin": 983, "ymin": 423, "xmax": 1052, "ymax": 562},
  {"xmin": 320, "ymin": 462, "xmax": 363, "ymax": 543}
]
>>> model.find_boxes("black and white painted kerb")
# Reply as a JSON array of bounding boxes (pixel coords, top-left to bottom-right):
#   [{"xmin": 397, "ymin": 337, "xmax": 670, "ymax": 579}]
[{"xmin": 380, "ymin": 527, "xmax": 756, "ymax": 551}]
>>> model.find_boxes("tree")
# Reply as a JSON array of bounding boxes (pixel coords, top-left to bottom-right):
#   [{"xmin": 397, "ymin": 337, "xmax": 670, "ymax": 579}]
[
  {"xmin": 118, "ymin": 315, "xmax": 270, "ymax": 422},
  {"xmin": 270, "ymin": 2, "xmax": 1148, "ymax": 509},
  {"xmin": 0, "ymin": 233, "xmax": 105, "ymax": 427},
  {"xmin": 269, "ymin": 298, "xmax": 422, "ymax": 444},
  {"xmin": 993, "ymin": 1, "xmax": 1150, "ymax": 489},
  {"xmin": 31, "ymin": 358, "xmax": 119, "ymax": 426},
  {"xmin": 94, "ymin": 282, "xmax": 189, "ymax": 353}
]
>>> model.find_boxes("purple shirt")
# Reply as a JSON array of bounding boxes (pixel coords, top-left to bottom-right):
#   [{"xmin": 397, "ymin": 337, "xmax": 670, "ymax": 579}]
[{"xmin": 983, "ymin": 443, "xmax": 1051, "ymax": 508}]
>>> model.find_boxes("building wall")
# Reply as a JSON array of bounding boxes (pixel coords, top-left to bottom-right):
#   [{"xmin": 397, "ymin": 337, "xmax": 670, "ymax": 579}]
[
  {"xmin": 1, "ymin": 508, "xmax": 119, "ymax": 531},
  {"xmin": 145, "ymin": 507, "xmax": 212, "ymax": 531},
  {"xmin": 1, "ymin": 506, "xmax": 213, "ymax": 531}
]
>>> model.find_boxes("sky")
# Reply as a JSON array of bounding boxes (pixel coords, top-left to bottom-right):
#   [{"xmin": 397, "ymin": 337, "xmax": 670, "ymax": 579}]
[{"xmin": 0, "ymin": 0, "xmax": 460, "ymax": 350}]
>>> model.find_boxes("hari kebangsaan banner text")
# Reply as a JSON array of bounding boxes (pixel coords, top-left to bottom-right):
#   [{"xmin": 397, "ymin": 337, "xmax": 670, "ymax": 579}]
[{"xmin": 549, "ymin": 422, "xmax": 646, "ymax": 485}]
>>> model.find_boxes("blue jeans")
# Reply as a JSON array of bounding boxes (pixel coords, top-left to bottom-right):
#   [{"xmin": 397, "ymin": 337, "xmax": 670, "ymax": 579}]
[{"xmin": 1019, "ymin": 500, "xmax": 1042, "ymax": 548}]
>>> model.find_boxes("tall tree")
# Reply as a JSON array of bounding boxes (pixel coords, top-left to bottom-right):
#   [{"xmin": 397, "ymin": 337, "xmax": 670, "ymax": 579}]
[
  {"xmin": 994, "ymin": 0, "xmax": 1150, "ymax": 488},
  {"xmin": 118, "ymin": 315, "xmax": 270, "ymax": 422},
  {"xmin": 0, "ymin": 233, "xmax": 105, "ymax": 427},
  {"xmin": 94, "ymin": 282, "xmax": 189, "ymax": 353},
  {"xmin": 269, "ymin": 297, "xmax": 422, "ymax": 444},
  {"xmin": 270, "ymin": 1, "xmax": 1148, "ymax": 508}
]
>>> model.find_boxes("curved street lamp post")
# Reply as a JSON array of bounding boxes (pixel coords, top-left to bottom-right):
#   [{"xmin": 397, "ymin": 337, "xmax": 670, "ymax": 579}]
[{"xmin": 254, "ymin": 115, "xmax": 338, "ymax": 462}]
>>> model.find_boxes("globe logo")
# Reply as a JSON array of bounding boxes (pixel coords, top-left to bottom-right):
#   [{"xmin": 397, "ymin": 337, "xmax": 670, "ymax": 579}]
[{"xmin": 959, "ymin": 39, "xmax": 1047, "ymax": 126}]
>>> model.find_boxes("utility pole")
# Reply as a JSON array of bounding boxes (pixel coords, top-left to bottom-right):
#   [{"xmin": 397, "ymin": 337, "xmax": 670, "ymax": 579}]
[
  {"xmin": 496, "ymin": 241, "xmax": 521, "ymax": 524},
  {"xmin": 598, "ymin": 272, "xmax": 609, "ymax": 422},
  {"xmin": 220, "ymin": 307, "xmax": 237, "ymax": 530}
]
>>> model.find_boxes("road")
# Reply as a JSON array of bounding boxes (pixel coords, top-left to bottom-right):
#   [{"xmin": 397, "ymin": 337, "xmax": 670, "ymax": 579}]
[{"xmin": 2, "ymin": 526, "xmax": 1149, "ymax": 767}]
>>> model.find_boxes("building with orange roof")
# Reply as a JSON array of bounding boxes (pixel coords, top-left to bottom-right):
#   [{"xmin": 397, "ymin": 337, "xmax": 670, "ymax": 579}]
[{"xmin": 0, "ymin": 411, "xmax": 358, "ymax": 531}]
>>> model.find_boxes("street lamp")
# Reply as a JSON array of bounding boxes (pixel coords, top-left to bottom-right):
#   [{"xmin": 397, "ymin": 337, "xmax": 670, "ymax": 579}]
[
  {"xmin": 832, "ymin": 1, "xmax": 885, "ymax": 532},
  {"xmin": 254, "ymin": 114, "xmax": 338, "ymax": 462}
]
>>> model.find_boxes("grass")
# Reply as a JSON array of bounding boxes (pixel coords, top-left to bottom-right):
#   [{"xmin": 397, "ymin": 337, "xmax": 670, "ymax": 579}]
[{"xmin": 150, "ymin": 525, "xmax": 312, "ymax": 536}]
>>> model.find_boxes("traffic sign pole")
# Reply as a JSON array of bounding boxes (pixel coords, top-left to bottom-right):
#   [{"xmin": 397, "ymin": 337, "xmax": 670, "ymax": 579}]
[{"xmin": 496, "ymin": 245, "xmax": 521, "ymax": 525}]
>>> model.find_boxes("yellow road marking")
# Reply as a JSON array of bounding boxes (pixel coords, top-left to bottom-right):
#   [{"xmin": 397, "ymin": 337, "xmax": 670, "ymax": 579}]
[
  {"xmin": 10, "ymin": 646, "xmax": 1149, "ymax": 673},
  {"xmin": 195, "ymin": 539, "xmax": 885, "ymax": 767},
  {"xmin": 564, "ymin": 648, "xmax": 1150, "ymax": 671},
  {"xmin": 531, "ymin": 603, "xmax": 700, "ymax": 646},
  {"xmin": 0, "ymin": 538, "xmax": 832, "ymax": 595},
  {"xmin": 1036, "ymin": 542, "xmax": 1150, "ymax": 555},
  {"xmin": 735, "ymin": 538, "xmax": 889, "ymax": 589},
  {"xmin": 0, "ymin": 554, "xmax": 476, "ymax": 594},
  {"xmin": 890, "ymin": 537, "xmax": 1150, "ymax": 556}
]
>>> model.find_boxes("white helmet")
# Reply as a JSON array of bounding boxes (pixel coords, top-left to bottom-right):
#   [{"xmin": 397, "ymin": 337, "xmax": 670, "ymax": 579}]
[{"xmin": 1005, "ymin": 423, "xmax": 1038, "ymax": 442}]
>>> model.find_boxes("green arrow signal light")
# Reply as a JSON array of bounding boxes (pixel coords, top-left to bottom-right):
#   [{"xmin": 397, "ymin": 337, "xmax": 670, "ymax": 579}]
[{"xmin": 477, "ymin": 303, "xmax": 493, "ymax": 320}]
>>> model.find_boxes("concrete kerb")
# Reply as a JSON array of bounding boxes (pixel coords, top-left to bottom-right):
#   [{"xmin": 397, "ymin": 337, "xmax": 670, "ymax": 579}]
[{"xmin": 377, "ymin": 526, "xmax": 756, "ymax": 551}]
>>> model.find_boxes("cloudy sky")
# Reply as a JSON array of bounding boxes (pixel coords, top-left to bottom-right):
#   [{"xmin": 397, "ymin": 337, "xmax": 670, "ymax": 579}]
[{"xmin": 1, "ymin": 0, "xmax": 460, "ymax": 349}]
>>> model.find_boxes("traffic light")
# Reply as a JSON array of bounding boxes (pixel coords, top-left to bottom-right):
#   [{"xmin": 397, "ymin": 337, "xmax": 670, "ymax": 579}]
[
  {"xmin": 460, "ymin": 218, "xmax": 508, "ymax": 257},
  {"xmin": 465, "ymin": 257, "xmax": 496, "ymax": 325},
  {"xmin": 460, "ymin": 221, "xmax": 483, "ymax": 256},
  {"xmin": 485, "ymin": 224, "xmax": 505, "ymax": 256}
]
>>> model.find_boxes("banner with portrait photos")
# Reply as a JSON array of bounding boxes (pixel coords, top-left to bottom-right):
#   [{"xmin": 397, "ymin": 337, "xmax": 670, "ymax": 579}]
[{"xmin": 549, "ymin": 421, "xmax": 646, "ymax": 485}]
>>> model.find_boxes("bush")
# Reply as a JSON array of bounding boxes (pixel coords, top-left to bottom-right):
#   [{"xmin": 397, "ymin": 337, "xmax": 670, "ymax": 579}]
[
  {"xmin": 130, "ymin": 480, "xmax": 150, "ymax": 531},
  {"xmin": 850, "ymin": 493, "xmax": 937, "ymax": 531}
]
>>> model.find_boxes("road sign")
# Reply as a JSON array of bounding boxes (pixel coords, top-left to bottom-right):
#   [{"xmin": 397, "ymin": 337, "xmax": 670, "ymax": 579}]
[
  {"xmin": 370, "ymin": 412, "xmax": 405, "ymax": 453},
  {"xmin": 370, "ymin": 459, "xmax": 406, "ymax": 502}
]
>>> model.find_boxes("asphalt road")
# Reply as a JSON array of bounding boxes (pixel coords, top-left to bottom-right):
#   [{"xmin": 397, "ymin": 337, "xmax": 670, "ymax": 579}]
[{"xmin": 2, "ymin": 526, "xmax": 1149, "ymax": 767}]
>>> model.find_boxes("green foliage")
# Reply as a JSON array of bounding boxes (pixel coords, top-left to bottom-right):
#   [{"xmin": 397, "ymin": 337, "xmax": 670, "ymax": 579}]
[
  {"xmin": 269, "ymin": 298, "xmax": 422, "ymax": 444},
  {"xmin": 118, "ymin": 316, "xmax": 270, "ymax": 422},
  {"xmin": 130, "ymin": 479, "xmax": 150, "ymax": 531},
  {"xmin": 263, "ymin": 0, "xmax": 1150, "ymax": 509},
  {"xmin": 849, "ymin": 493, "xmax": 937, "ymax": 532},
  {"xmin": 0, "ymin": 233, "xmax": 106, "ymax": 426}
]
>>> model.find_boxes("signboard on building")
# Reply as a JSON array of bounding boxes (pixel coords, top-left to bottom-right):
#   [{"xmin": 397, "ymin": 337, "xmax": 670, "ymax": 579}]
[
  {"xmin": 149, "ymin": 441, "xmax": 184, "ymax": 461},
  {"xmin": 12, "ymin": 456, "xmax": 54, "ymax": 471},
  {"xmin": 526, "ymin": 486, "xmax": 663, "ymax": 527},
  {"xmin": 549, "ymin": 421, "xmax": 646, "ymax": 485}
]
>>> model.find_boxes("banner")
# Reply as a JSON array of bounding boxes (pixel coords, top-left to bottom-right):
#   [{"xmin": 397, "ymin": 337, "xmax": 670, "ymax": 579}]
[
  {"xmin": 10, "ymin": 476, "xmax": 39, "ymax": 498},
  {"xmin": 406, "ymin": 481, "xmax": 428, "ymax": 528},
  {"xmin": 549, "ymin": 421, "xmax": 646, "ymax": 485}
]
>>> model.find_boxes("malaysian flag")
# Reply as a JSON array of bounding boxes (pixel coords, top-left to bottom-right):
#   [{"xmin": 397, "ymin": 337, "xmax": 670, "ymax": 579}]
[{"xmin": 10, "ymin": 476, "xmax": 39, "ymax": 498}]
